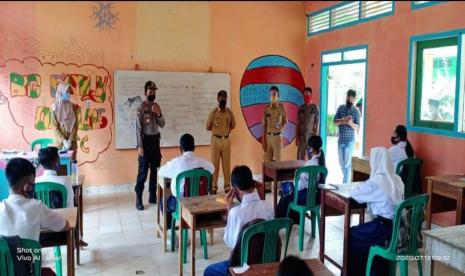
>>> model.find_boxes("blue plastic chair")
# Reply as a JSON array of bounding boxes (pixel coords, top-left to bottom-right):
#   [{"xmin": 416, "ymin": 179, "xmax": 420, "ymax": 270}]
[{"xmin": 0, "ymin": 168, "xmax": 9, "ymax": 201}]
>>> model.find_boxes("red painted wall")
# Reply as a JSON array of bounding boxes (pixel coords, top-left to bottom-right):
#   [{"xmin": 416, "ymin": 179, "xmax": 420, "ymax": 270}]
[{"xmin": 306, "ymin": 1, "xmax": 465, "ymax": 189}]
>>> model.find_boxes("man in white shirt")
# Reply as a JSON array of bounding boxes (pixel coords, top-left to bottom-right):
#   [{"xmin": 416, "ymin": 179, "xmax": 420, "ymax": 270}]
[
  {"xmin": 36, "ymin": 147, "xmax": 74, "ymax": 208},
  {"xmin": 204, "ymin": 165, "xmax": 274, "ymax": 276},
  {"xmin": 0, "ymin": 158, "xmax": 68, "ymax": 273},
  {"xmin": 158, "ymin": 133, "xmax": 215, "ymax": 198}
]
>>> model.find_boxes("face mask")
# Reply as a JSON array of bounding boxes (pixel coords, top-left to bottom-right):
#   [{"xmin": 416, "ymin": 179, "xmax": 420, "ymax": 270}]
[
  {"xmin": 147, "ymin": 95, "xmax": 155, "ymax": 102},
  {"xmin": 25, "ymin": 183, "xmax": 35, "ymax": 199},
  {"xmin": 219, "ymin": 99, "xmax": 227, "ymax": 108},
  {"xmin": 62, "ymin": 93, "xmax": 71, "ymax": 101},
  {"xmin": 346, "ymin": 100, "xmax": 353, "ymax": 108},
  {"xmin": 304, "ymin": 95, "xmax": 312, "ymax": 104},
  {"xmin": 271, "ymin": 95, "xmax": 278, "ymax": 104},
  {"xmin": 391, "ymin": 136, "xmax": 399, "ymax": 145}
]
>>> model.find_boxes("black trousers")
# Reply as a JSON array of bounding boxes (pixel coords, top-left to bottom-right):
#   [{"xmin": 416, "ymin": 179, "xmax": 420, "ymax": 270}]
[{"xmin": 135, "ymin": 134, "xmax": 161, "ymax": 197}]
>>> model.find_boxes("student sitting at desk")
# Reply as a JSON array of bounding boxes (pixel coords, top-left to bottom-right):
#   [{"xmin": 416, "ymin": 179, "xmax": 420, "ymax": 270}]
[
  {"xmin": 389, "ymin": 125, "xmax": 414, "ymax": 168},
  {"xmin": 348, "ymin": 147, "xmax": 404, "ymax": 276},
  {"xmin": 276, "ymin": 135, "xmax": 325, "ymax": 220},
  {"xmin": 158, "ymin": 133, "xmax": 214, "ymax": 234},
  {"xmin": 204, "ymin": 165, "xmax": 274, "ymax": 276},
  {"xmin": 36, "ymin": 147, "xmax": 75, "ymax": 209},
  {"xmin": 0, "ymin": 158, "xmax": 68, "ymax": 275}
]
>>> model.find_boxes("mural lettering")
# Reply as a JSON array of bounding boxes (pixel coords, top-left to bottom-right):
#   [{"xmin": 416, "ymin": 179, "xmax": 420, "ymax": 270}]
[{"xmin": 10, "ymin": 73, "xmax": 41, "ymax": 98}]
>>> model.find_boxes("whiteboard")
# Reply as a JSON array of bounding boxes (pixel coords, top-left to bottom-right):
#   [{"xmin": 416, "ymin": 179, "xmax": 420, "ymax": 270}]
[{"xmin": 114, "ymin": 70, "xmax": 230, "ymax": 149}]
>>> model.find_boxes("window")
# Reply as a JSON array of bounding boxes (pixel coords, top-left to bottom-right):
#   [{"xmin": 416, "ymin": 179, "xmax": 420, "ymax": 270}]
[
  {"xmin": 307, "ymin": 1, "xmax": 394, "ymax": 36},
  {"xmin": 408, "ymin": 29, "xmax": 465, "ymax": 138},
  {"xmin": 322, "ymin": 47, "xmax": 367, "ymax": 65},
  {"xmin": 411, "ymin": 1, "xmax": 446, "ymax": 10}
]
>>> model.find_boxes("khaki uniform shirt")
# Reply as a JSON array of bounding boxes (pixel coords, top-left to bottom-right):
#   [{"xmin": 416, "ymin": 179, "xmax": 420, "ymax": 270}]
[
  {"xmin": 206, "ymin": 108, "xmax": 236, "ymax": 137},
  {"xmin": 136, "ymin": 101, "xmax": 165, "ymax": 147},
  {"xmin": 297, "ymin": 103, "xmax": 319, "ymax": 140},
  {"xmin": 262, "ymin": 103, "xmax": 287, "ymax": 134}
]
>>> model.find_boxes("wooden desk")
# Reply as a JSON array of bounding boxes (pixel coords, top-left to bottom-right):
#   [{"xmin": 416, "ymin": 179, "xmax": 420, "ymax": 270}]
[
  {"xmin": 229, "ymin": 258, "xmax": 335, "ymax": 276},
  {"xmin": 423, "ymin": 225, "xmax": 465, "ymax": 276},
  {"xmin": 425, "ymin": 175, "xmax": 465, "ymax": 229},
  {"xmin": 262, "ymin": 160, "xmax": 305, "ymax": 215},
  {"xmin": 156, "ymin": 174, "xmax": 171, "ymax": 252},
  {"xmin": 319, "ymin": 183, "xmax": 366, "ymax": 276},
  {"xmin": 352, "ymin": 156, "xmax": 370, "ymax": 182},
  {"xmin": 179, "ymin": 195, "xmax": 227, "ymax": 276},
  {"xmin": 40, "ymin": 207, "xmax": 77, "ymax": 276}
]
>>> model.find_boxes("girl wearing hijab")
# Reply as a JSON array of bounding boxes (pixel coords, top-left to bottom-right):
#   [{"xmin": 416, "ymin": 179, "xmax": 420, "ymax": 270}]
[
  {"xmin": 389, "ymin": 125, "xmax": 414, "ymax": 168},
  {"xmin": 348, "ymin": 147, "xmax": 404, "ymax": 276},
  {"xmin": 52, "ymin": 82, "xmax": 78, "ymax": 160}
]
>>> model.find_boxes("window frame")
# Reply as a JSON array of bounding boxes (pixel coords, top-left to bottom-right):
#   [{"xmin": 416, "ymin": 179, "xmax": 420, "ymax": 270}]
[{"xmin": 411, "ymin": 1, "xmax": 447, "ymax": 11}]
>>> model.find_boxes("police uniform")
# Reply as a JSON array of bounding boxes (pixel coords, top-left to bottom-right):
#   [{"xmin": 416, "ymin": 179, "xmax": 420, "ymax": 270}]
[
  {"xmin": 296, "ymin": 103, "xmax": 319, "ymax": 160},
  {"xmin": 262, "ymin": 103, "xmax": 287, "ymax": 162},
  {"xmin": 135, "ymin": 101, "xmax": 165, "ymax": 202},
  {"xmin": 206, "ymin": 107, "xmax": 236, "ymax": 193}
]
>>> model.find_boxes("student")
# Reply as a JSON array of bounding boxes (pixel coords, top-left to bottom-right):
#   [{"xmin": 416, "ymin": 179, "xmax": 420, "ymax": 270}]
[
  {"xmin": 277, "ymin": 135, "xmax": 325, "ymax": 219},
  {"xmin": 348, "ymin": 147, "xmax": 404, "ymax": 276},
  {"xmin": 277, "ymin": 255, "xmax": 313, "ymax": 276},
  {"xmin": 206, "ymin": 90, "xmax": 236, "ymax": 194},
  {"xmin": 36, "ymin": 147, "xmax": 74, "ymax": 208},
  {"xmin": 389, "ymin": 125, "xmax": 414, "ymax": 168},
  {"xmin": 204, "ymin": 166, "xmax": 274, "ymax": 276},
  {"xmin": 0, "ymin": 158, "xmax": 68, "ymax": 275},
  {"xmin": 334, "ymin": 89, "xmax": 360, "ymax": 183},
  {"xmin": 296, "ymin": 87, "xmax": 320, "ymax": 160},
  {"xmin": 52, "ymin": 82, "xmax": 78, "ymax": 161}
]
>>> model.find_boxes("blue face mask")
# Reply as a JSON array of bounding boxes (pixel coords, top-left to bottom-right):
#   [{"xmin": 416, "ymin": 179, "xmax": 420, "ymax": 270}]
[
  {"xmin": 62, "ymin": 92, "xmax": 71, "ymax": 101},
  {"xmin": 25, "ymin": 183, "xmax": 35, "ymax": 199}
]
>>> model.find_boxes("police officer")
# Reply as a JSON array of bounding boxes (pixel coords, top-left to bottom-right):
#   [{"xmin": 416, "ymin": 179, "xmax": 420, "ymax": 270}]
[
  {"xmin": 262, "ymin": 86, "xmax": 287, "ymax": 162},
  {"xmin": 135, "ymin": 81, "xmax": 165, "ymax": 210},
  {"xmin": 296, "ymin": 87, "xmax": 320, "ymax": 160},
  {"xmin": 206, "ymin": 90, "xmax": 236, "ymax": 194}
]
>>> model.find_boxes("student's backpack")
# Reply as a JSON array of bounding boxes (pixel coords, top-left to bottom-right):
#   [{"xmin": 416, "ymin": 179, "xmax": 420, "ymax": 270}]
[{"xmin": 0, "ymin": 235, "xmax": 34, "ymax": 276}]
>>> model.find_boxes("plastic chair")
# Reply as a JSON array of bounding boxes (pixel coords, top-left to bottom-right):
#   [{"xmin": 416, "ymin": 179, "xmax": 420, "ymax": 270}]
[
  {"xmin": 0, "ymin": 167, "xmax": 9, "ymax": 201},
  {"xmin": 35, "ymin": 182, "xmax": 68, "ymax": 276},
  {"xmin": 240, "ymin": 218, "xmax": 293, "ymax": 265},
  {"xmin": 366, "ymin": 194, "xmax": 429, "ymax": 276},
  {"xmin": 0, "ymin": 238, "xmax": 42, "ymax": 276},
  {"xmin": 287, "ymin": 166, "xmax": 327, "ymax": 251},
  {"xmin": 171, "ymin": 168, "xmax": 212, "ymax": 263},
  {"xmin": 31, "ymin": 138, "xmax": 54, "ymax": 151},
  {"xmin": 396, "ymin": 158, "xmax": 423, "ymax": 199}
]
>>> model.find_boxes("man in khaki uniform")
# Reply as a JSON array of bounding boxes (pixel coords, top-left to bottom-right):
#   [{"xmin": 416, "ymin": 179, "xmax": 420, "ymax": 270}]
[
  {"xmin": 206, "ymin": 90, "xmax": 236, "ymax": 194},
  {"xmin": 296, "ymin": 87, "xmax": 320, "ymax": 160},
  {"xmin": 262, "ymin": 86, "xmax": 287, "ymax": 162}
]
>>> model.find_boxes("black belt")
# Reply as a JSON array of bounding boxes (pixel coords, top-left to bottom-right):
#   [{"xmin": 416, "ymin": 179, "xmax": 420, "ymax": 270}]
[
  {"xmin": 214, "ymin": 135, "xmax": 229, "ymax": 139},
  {"xmin": 267, "ymin": 132, "xmax": 281, "ymax": 136},
  {"xmin": 375, "ymin": 216, "xmax": 392, "ymax": 225}
]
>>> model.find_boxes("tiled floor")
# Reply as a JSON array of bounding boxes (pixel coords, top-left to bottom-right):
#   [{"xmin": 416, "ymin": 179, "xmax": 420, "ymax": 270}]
[{"xmin": 57, "ymin": 185, "xmax": 464, "ymax": 276}]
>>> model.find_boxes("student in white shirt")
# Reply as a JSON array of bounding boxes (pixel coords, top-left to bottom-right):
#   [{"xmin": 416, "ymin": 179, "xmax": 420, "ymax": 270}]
[
  {"xmin": 348, "ymin": 147, "xmax": 404, "ymax": 276},
  {"xmin": 389, "ymin": 125, "xmax": 414, "ymax": 168},
  {"xmin": 0, "ymin": 158, "xmax": 68, "ymax": 274},
  {"xmin": 277, "ymin": 135, "xmax": 326, "ymax": 219},
  {"xmin": 204, "ymin": 165, "xmax": 274, "ymax": 276},
  {"xmin": 158, "ymin": 133, "xmax": 215, "ymax": 198},
  {"xmin": 36, "ymin": 147, "xmax": 74, "ymax": 208}
]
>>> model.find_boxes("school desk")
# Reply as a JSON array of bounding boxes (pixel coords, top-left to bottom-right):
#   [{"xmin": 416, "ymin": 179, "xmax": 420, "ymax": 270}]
[
  {"xmin": 178, "ymin": 194, "xmax": 228, "ymax": 276},
  {"xmin": 423, "ymin": 224, "xmax": 465, "ymax": 276},
  {"xmin": 319, "ymin": 183, "xmax": 366, "ymax": 276},
  {"xmin": 425, "ymin": 175, "xmax": 465, "ymax": 229},
  {"xmin": 39, "ymin": 207, "xmax": 77, "ymax": 276},
  {"xmin": 262, "ymin": 160, "xmax": 305, "ymax": 215},
  {"xmin": 351, "ymin": 156, "xmax": 370, "ymax": 182},
  {"xmin": 0, "ymin": 150, "xmax": 74, "ymax": 175},
  {"xmin": 229, "ymin": 258, "xmax": 335, "ymax": 276}
]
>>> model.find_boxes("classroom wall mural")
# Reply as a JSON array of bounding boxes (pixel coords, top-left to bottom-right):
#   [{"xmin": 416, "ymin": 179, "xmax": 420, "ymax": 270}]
[
  {"xmin": 240, "ymin": 55, "xmax": 305, "ymax": 146},
  {"xmin": 0, "ymin": 56, "xmax": 113, "ymax": 165}
]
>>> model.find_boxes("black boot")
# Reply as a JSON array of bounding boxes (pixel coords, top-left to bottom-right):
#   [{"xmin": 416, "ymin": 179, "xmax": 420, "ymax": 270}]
[
  {"xmin": 136, "ymin": 195, "xmax": 144, "ymax": 210},
  {"xmin": 148, "ymin": 192, "xmax": 157, "ymax": 204}
]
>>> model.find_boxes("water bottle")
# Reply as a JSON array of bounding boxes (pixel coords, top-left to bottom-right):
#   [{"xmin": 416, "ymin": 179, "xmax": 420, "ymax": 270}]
[{"xmin": 71, "ymin": 160, "xmax": 78, "ymax": 185}]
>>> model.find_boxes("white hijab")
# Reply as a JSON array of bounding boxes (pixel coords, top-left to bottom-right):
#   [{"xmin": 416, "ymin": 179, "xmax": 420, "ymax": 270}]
[
  {"xmin": 369, "ymin": 147, "xmax": 404, "ymax": 205},
  {"xmin": 52, "ymin": 82, "xmax": 76, "ymax": 133}
]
